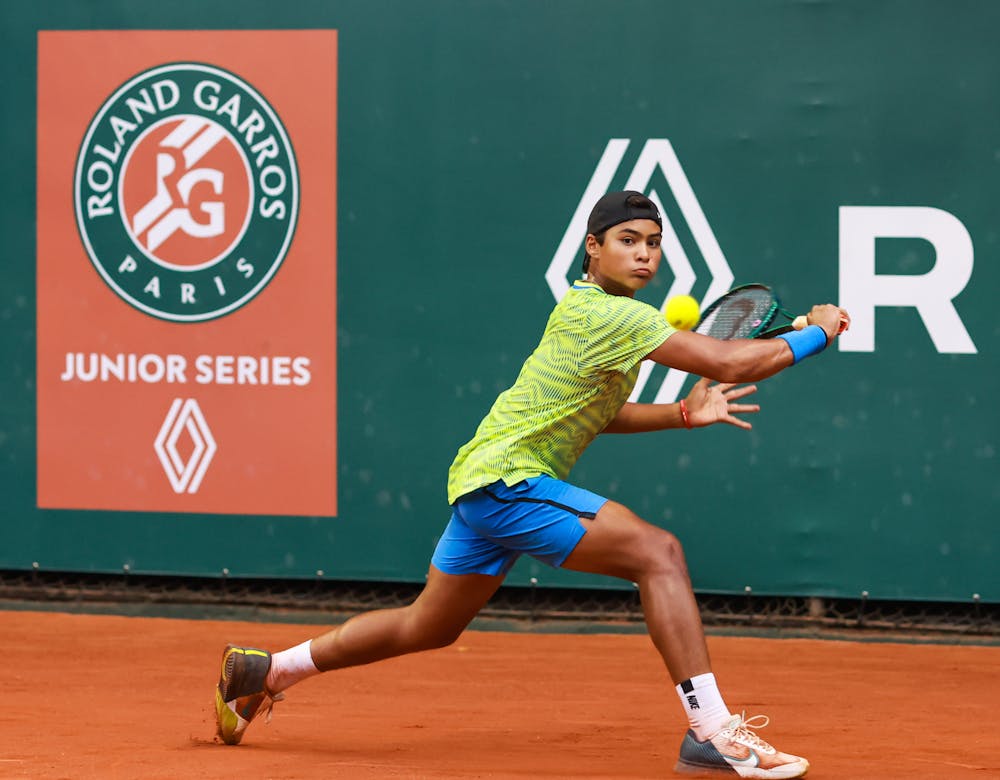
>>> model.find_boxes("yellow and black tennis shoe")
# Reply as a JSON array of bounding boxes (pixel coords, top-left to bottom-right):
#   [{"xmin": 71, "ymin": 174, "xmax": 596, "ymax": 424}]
[{"xmin": 214, "ymin": 645, "xmax": 283, "ymax": 745}]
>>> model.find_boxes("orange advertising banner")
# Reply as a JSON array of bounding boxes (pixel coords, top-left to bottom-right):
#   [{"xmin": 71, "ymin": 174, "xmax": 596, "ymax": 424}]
[{"xmin": 37, "ymin": 30, "xmax": 338, "ymax": 516}]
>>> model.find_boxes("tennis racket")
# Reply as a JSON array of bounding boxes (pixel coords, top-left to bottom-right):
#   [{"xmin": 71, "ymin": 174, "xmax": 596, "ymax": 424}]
[{"xmin": 695, "ymin": 283, "xmax": 846, "ymax": 340}]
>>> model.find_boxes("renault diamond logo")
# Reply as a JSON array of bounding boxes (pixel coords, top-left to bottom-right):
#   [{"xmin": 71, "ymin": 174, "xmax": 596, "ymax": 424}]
[
  {"xmin": 546, "ymin": 139, "xmax": 734, "ymax": 403},
  {"xmin": 154, "ymin": 398, "xmax": 217, "ymax": 494}
]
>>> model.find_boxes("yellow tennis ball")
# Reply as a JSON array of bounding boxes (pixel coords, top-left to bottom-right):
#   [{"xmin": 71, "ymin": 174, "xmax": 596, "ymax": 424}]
[{"xmin": 665, "ymin": 294, "xmax": 700, "ymax": 330}]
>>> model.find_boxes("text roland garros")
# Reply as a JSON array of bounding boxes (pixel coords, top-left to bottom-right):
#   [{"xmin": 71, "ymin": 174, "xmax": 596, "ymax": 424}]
[{"xmin": 74, "ymin": 62, "xmax": 298, "ymax": 322}]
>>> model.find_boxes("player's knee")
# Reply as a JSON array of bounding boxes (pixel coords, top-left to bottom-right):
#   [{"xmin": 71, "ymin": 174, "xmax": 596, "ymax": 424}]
[{"xmin": 640, "ymin": 527, "xmax": 688, "ymax": 578}]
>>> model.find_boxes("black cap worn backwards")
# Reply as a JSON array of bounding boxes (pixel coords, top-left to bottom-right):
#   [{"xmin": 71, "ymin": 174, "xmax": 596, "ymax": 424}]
[
  {"xmin": 582, "ymin": 191, "xmax": 663, "ymax": 273},
  {"xmin": 586, "ymin": 190, "xmax": 662, "ymax": 236}
]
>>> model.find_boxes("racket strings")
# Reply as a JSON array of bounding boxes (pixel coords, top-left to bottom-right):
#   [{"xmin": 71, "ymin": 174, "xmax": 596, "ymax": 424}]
[{"xmin": 696, "ymin": 288, "xmax": 777, "ymax": 339}]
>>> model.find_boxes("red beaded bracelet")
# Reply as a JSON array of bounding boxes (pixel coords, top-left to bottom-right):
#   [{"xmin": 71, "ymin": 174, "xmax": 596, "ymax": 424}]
[{"xmin": 679, "ymin": 398, "xmax": 692, "ymax": 429}]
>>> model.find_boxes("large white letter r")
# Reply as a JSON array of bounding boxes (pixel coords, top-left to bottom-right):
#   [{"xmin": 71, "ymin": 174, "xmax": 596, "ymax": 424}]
[{"xmin": 838, "ymin": 206, "xmax": 976, "ymax": 354}]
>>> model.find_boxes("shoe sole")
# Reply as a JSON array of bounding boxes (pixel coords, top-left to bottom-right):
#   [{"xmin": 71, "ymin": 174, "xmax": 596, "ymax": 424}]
[
  {"xmin": 215, "ymin": 686, "xmax": 245, "ymax": 745},
  {"xmin": 674, "ymin": 758, "xmax": 809, "ymax": 779}
]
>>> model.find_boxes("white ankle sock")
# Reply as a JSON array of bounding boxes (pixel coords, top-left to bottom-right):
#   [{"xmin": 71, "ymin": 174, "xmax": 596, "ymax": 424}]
[
  {"xmin": 265, "ymin": 639, "xmax": 320, "ymax": 694},
  {"xmin": 675, "ymin": 672, "xmax": 731, "ymax": 741}
]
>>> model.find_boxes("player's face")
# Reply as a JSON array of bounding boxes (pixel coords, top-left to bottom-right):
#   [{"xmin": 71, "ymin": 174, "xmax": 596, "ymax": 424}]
[{"xmin": 586, "ymin": 219, "xmax": 662, "ymax": 297}]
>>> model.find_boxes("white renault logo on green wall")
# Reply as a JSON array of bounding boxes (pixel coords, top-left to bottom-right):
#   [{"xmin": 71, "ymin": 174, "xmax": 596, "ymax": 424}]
[{"xmin": 546, "ymin": 138, "xmax": 734, "ymax": 404}]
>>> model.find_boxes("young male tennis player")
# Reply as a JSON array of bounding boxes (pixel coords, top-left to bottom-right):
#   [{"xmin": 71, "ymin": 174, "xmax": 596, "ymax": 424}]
[{"xmin": 215, "ymin": 191, "xmax": 847, "ymax": 778}]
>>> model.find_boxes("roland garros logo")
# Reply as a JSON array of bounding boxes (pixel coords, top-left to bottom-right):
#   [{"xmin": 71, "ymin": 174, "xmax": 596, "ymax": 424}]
[{"xmin": 74, "ymin": 63, "xmax": 298, "ymax": 321}]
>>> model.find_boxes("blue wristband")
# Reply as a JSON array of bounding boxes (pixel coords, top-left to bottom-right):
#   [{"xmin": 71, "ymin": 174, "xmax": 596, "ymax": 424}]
[{"xmin": 776, "ymin": 325, "xmax": 827, "ymax": 364}]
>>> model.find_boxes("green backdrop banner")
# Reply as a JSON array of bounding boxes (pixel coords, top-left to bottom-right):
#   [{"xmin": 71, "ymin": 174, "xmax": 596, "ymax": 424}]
[{"xmin": 2, "ymin": 1, "xmax": 997, "ymax": 602}]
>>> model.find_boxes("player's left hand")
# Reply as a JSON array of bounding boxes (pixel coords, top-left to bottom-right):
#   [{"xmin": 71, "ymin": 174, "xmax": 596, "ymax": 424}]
[{"xmin": 684, "ymin": 376, "xmax": 759, "ymax": 430}]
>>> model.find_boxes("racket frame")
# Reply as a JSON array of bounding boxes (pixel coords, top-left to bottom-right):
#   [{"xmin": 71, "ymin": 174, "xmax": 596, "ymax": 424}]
[{"xmin": 695, "ymin": 283, "xmax": 797, "ymax": 340}]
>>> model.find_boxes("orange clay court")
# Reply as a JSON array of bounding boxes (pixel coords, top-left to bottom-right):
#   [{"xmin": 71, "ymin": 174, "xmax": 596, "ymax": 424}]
[{"xmin": 2, "ymin": 609, "xmax": 995, "ymax": 779}]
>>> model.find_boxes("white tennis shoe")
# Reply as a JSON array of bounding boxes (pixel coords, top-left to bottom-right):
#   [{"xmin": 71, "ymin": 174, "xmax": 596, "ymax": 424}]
[{"xmin": 674, "ymin": 712, "xmax": 809, "ymax": 778}]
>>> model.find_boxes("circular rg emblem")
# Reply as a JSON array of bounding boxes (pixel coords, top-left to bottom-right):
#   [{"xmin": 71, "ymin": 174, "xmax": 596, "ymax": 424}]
[{"xmin": 74, "ymin": 63, "xmax": 299, "ymax": 322}]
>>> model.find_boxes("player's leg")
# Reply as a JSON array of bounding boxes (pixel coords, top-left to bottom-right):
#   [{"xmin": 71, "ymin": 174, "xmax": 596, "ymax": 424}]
[
  {"xmin": 307, "ymin": 565, "xmax": 504, "ymax": 670},
  {"xmin": 561, "ymin": 500, "xmax": 809, "ymax": 778},
  {"xmin": 560, "ymin": 500, "xmax": 708, "ymax": 683},
  {"xmin": 216, "ymin": 566, "xmax": 502, "ymax": 745},
  {"xmin": 282, "ymin": 505, "xmax": 513, "ymax": 679},
  {"xmin": 216, "ymin": 507, "xmax": 513, "ymax": 745}
]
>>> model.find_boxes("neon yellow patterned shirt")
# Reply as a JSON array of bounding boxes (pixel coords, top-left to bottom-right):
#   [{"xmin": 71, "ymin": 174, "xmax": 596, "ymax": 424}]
[{"xmin": 447, "ymin": 281, "xmax": 676, "ymax": 503}]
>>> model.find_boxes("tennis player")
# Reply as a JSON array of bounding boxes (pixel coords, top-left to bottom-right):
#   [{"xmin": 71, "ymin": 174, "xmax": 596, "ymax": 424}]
[{"xmin": 215, "ymin": 191, "xmax": 847, "ymax": 778}]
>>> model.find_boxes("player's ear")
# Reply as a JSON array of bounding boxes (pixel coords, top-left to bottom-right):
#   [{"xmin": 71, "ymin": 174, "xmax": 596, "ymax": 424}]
[{"xmin": 584, "ymin": 233, "xmax": 601, "ymax": 262}]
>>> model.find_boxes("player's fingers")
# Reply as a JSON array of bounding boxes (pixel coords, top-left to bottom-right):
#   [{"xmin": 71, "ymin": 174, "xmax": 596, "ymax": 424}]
[
  {"xmin": 723, "ymin": 384, "xmax": 758, "ymax": 401},
  {"xmin": 727, "ymin": 403, "xmax": 760, "ymax": 415},
  {"xmin": 725, "ymin": 415, "xmax": 753, "ymax": 430}
]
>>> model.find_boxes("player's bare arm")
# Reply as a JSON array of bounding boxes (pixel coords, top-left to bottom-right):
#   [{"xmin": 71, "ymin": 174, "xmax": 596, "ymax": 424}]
[
  {"xmin": 602, "ymin": 378, "xmax": 759, "ymax": 433},
  {"xmin": 646, "ymin": 303, "xmax": 846, "ymax": 383},
  {"xmin": 646, "ymin": 330, "xmax": 792, "ymax": 383}
]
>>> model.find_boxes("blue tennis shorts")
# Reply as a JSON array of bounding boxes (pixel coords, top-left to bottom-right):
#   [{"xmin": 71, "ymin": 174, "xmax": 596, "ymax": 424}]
[{"xmin": 431, "ymin": 475, "xmax": 608, "ymax": 576}]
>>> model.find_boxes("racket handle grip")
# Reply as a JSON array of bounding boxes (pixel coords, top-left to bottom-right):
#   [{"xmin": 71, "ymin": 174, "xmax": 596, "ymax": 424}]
[{"xmin": 793, "ymin": 314, "xmax": 849, "ymax": 333}]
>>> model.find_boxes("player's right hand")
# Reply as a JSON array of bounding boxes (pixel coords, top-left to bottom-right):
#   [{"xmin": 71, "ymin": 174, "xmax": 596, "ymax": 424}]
[{"xmin": 807, "ymin": 304, "xmax": 850, "ymax": 343}]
